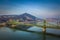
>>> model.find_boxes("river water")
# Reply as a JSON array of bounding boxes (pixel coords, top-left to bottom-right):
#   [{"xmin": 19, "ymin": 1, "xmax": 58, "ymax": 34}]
[{"xmin": 0, "ymin": 27, "xmax": 60, "ymax": 40}]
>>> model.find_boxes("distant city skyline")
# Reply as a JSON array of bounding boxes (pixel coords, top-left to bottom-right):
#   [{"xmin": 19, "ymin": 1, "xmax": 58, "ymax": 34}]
[{"xmin": 0, "ymin": 0, "xmax": 60, "ymax": 18}]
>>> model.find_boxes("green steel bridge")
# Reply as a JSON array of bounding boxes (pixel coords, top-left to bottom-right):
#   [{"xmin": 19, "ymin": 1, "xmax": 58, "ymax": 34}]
[{"xmin": 7, "ymin": 19, "xmax": 60, "ymax": 29}]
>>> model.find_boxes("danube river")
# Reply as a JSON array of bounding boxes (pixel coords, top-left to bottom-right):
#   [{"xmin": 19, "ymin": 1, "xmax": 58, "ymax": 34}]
[{"xmin": 0, "ymin": 26, "xmax": 60, "ymax": 40}]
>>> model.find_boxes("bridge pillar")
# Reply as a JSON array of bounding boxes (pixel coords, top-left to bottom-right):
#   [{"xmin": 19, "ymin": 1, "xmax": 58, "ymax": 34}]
[
  {"xmin": 42, "ymin": 19, "xmax": 46, "ymax": 40},
  {"xmin": 42, "ymin": 19, "xmax": 46, "ymax": 32}
]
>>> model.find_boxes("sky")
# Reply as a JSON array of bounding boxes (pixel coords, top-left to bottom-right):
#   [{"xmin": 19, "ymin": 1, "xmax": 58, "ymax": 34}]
[{"xmin": 0, "ymin": 0, "xmax": 60, "ymax": 18}]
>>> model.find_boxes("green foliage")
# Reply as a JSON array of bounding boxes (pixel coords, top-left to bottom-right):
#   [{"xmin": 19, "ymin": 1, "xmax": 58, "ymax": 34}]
[{"xmin": 8, "ymin": 20, "xmax": 20, "ymax": 25}]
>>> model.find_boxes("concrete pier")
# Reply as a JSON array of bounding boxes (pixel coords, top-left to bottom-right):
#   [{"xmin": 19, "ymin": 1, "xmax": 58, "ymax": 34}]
[{"xmin": 0, "ymin": 22, "xmax": 6, "ymax": 26}]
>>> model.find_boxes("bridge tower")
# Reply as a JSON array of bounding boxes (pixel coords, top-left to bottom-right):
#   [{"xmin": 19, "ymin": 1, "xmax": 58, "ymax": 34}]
[{"xmin": 42, "ymin": 19, "xmax": 46, "ymax": 40}]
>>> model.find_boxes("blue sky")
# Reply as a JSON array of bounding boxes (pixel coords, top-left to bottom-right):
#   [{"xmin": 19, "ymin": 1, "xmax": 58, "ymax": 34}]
[{"xmin": 0, "ymin": 0, "xmax": 60, "ymax": 18}]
